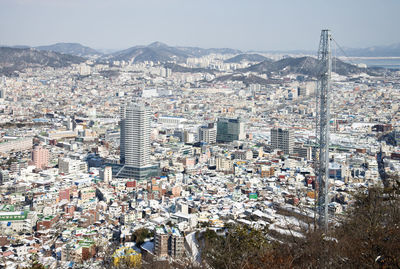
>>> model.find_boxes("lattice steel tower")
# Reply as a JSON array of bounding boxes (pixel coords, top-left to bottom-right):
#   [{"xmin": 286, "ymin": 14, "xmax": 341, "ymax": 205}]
[{"xmin": 316, "ymin": 29, "xmax": 332, "ymax": 231}]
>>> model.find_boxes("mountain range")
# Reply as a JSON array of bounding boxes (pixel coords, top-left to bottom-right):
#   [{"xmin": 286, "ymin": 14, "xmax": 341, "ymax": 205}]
[
  {"xmin": 264, "ymin": 43, "xmax": 400, "ymax": 58},
  {"xmin": 0, "ymin": 47, "xmax": 85, "ymax": 75},
  {"xmin": 106, "ymin": 41, "xmax": 241, "ymax": 63},
  {"xmin": 35, "ymin": 43, "xmax": 101, "ymax": 57},
  {"xmin": 342, "ymin": 43, "xmax": 400, "ymax": 57},
  {"xmin": 0, "ymin": 41, "xmax": 398, "ymax": 76},
  {"xmin": 4, "ymin": 41, "xmax": 400, "ymax": 59},
  {"xmin": 244, "ymin": 56, "xmax": 365, "ymax": 76},
  {"xmin": 224, "ymin": 53, "xmax": 270, "ymax": 63}
]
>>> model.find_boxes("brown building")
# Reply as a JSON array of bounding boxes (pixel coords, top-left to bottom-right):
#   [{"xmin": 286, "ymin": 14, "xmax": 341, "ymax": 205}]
[
  {"xmin": 154, "ymin": 233, "xmax": 169, "ymax": 257},
  {"xmin": 36, "ymin": 215, "xmax": 60, "ymax": 231},
  {"xmin": 154, "ymin": 226, "xmax": 184, "ymax": 259}
]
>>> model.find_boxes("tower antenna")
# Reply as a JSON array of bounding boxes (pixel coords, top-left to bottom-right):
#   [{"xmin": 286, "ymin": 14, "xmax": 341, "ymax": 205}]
[{"xmin": 316, "ymin": 29, "xmax": 332, "ymax": 231}]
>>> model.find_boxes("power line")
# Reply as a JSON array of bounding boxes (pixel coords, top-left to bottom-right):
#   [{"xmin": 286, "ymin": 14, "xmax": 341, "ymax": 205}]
[{"xmin": 331, "ymin": 38, "xmax": 357, "ymax": 66}]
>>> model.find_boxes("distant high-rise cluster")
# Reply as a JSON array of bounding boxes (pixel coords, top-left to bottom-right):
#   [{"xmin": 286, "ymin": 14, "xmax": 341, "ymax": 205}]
[{"xmin": 2, "ymin": 27, "xmax": 399, "ymax": 267}]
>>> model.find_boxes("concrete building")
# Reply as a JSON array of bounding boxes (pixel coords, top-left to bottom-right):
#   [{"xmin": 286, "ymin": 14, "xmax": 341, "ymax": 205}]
[
  {"xmin": 0, "ymin": 170, "xmax": 10, "ymax": 183},
  {"xmin": 58, "ymin": 158, "xmax": 88, "ymax": 174},
  {"xmin": 154, "ymin": 232, "xmax": 169, "ymax": 257},
  {"xmin": 119, "ymin": 104, "xmax": 126, "ymax": 164},
  {"xmin": 232, "ymin": 150, "xmax": 253, "ymax": 160},
  {"xmin": 154, "ymin": 226, "xmax": 184, "ymax": 259},
  {"xmin": 293, "ymin": 144, "xmax": 312, "ymax": 161},
  {"xmin": 78, "ymin": 64, "xmax": 91, "ymax": 76},
  {"xmin": 116, "ymin": 102, "xmax": 158, "ymax": 180},
  {"xmin": 0, "ymin": 210, "xmax": 36, "ymax": 234},
  {"xmin": 394, "ymin": 130, "xmax": 400, "ymax": 145},
  {"xmin": 100, "ymin": 166, "xmax": 112, "ymax": 183},
  {"xmin": 10, "ymin": 161, "xmax": 27, "ymax": 174},
  {"xmin": 122, "ymin": 103, "xmax": 151, "ymax": 167},
  {"xmin": 170, "ymin": 233, "xmax": 184, "ymax": 259},
  {"xmin": 199, "ymin": 123, "xmax": 217, "ymax": 144},
  {"xmin": 0, "ymin": 137, "xmax": 33, "ymax": 153},
  {"xmin": 158, "ymin": 116, "xmax": 186, "ymax": 128},
  {"xmin": 216, "ymin": 157, "xmax": 234, "ymax": 173},
  {"xmin": 184, "ymin": 131, "xmax": 196, "ymax": 144},
  {"xmin": 297, "ymin": 86, "xmax": 307, "ymax": 97},
  {"xmin": 112, "ymin": 246, "xmax": 141, "ymax": 268},
  {"xmin": 271, "ymin": 128, "xmax": 294, "ymax": 155},
  {"xmin": 216, "ymin": 117, "xmax": 245, "ymax": 143},
  {"xmin": 32, "ymin": 145, "xmax": 49, "ymax": 170},
  {"xmin": 47, "ymin": 130, "xmax": 77, "ymax": 139}
]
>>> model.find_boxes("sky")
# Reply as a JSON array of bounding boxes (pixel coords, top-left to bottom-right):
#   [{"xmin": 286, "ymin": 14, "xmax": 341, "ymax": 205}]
[{"xmin": 0, "ymin": 0, "xmax": 399, "ymax": 52}]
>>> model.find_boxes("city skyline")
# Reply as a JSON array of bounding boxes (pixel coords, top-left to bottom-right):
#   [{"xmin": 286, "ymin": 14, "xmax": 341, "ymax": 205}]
[
  {"xmin": 1, "ymin": 0, "xmax": 400, "ymax": 51},
  {"xmin": 0, "ymin": 1, "xmax": 399, "ymax": 267}
]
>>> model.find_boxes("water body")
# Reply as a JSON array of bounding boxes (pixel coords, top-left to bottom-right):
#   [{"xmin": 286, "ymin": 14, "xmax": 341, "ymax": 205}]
[{"xmin": 343, "ymin": 57, "xmax": 400, "ymax": 69}]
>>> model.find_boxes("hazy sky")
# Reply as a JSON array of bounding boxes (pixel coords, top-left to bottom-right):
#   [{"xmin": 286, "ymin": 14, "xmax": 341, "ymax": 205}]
[{"xmin": 1, "ymin": 0, "xmax": 399, "ymax": 51}]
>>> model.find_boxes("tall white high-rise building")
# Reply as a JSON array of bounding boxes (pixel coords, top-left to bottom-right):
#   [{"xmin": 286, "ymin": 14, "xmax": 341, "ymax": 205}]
[
  {"xmin": 0, "ymin": 77, "xmax": 6, "ymax": 100},
  {"xmin": 117, "ymin": 101, "xmax": 158, "ymax": 180},
  {"xmin": 124, "ymin": 103, "xmax": 151, "ymax": 167},
  {"xmin": 119, "ymin": 104, "xmax": 126, "ymax": 164}
]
